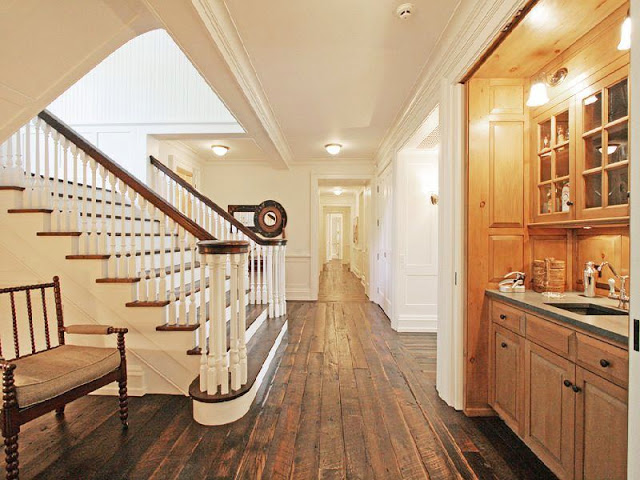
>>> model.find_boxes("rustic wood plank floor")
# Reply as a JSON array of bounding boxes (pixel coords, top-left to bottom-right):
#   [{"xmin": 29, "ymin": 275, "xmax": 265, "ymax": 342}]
[{"xmin": 19, "ymin": 262, "xmax": 557, "ymax": 479}]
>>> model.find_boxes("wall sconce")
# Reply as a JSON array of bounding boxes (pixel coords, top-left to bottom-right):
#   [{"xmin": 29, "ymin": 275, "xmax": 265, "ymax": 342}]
[
  {"xmin": 430, "ymin": 193, "xmax": 439, "ymax": 205},
  {"xmin": 526, "ymin": 68, "xmax": 568, "ymax": 107},
  {"xmin": 618, "ymin": 11, "xmax": 631, "ymax": 50}
]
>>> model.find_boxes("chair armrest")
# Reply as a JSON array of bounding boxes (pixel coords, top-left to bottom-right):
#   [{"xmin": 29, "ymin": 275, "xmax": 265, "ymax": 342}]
[{"xmin": 64, "ymin": 325, "xmax": 128, "ymax": 335}]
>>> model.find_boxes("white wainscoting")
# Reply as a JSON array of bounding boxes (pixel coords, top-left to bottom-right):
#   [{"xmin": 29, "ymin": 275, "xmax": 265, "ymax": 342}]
[{"xmin": 285, "ymin": 253, "xmax": 313, "ymax": 300}]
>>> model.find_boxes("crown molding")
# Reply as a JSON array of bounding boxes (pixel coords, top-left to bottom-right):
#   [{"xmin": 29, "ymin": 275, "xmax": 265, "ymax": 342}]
[
  {"xmin": 374, "ymin": 0, "xmax": 526, "ymax": 171},
  {"xmin": 191, "ymin": 0, "xmax": 293, "ymax": 169}
]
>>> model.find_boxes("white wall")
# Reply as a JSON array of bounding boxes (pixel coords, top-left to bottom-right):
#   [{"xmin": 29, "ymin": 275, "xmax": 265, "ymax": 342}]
[
  {"xmin": 47, "ymin": 29, "xmax": 243, "ymax": 181},
  {"xmin": 203, "ymin": 163, "xmax": 373, "ymax": 300},
  {"xmin": 391, "ymin": 149, "xmax": 439, "ymax": 332}
]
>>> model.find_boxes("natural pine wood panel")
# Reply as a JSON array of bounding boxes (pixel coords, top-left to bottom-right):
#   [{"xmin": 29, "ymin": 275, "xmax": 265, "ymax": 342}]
[{"xmin": 19, "ymin": 266, "xmax": 556, "ymax": 479}]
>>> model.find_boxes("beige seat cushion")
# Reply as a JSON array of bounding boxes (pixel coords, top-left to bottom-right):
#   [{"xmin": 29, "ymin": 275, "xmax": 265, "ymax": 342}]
[{"xmin": 12, "ymin": 345, "xmax": 121, "ymax": 408}]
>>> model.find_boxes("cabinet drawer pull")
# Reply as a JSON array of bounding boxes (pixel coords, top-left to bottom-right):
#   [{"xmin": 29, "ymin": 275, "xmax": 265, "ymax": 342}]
[
  {"xmin": 500, "ymin": 342, "xmax": 508, "ymax": 348},
  {"xmin": 572, "ymin": 385, "xmax": 582, "ymax": 393},
  {"xmin": 600, "ymin": 359, "xmax": 610, "ymax": 368},
  {"xmin": 499, "ymin": 314, "xmax": 507, "ymax": 320},
  {"xmin": 563, "ymin": 380, "xmax": 573, "ymax": 388}
]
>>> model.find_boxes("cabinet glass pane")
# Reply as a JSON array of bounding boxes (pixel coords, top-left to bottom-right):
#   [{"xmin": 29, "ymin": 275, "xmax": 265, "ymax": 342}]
[
  {"xmin": 540, "ymin": 153, "xmax": 552, "ymax": 182},
  {"xmin": 584, "ymin": 173, "xmax": 602, "ymax": 208},
  {"xmin": 555, "ymin": 146, "xmax": 569, "ymax": 178},
  {"xmin": 584, "ymin": 133, "xmax": 603, "ymax": 170},
  {"xmin": 555, "ymin": 180, "xmax": 571, "ymax": 213},
  {"xmin": 607, "ymin": 122, "xmax": 629, "ymax": 165},
  {"xmin": 540, "ymin": 120, "xmax": 551, "ymax": 150},
  {"xmin": 539, "ymin": 185, "xmax": 552, "ymax": 214},
  {"xmin": 608, "ymin": 78, "xmax": 628, "ymax": 123},
  {"xmin": 556, "ymin": 111, "xmax": 569, "ymax": 144},
  {"xmin": 583, "ymin": 92, "xmax": 602, "ymax": 131},
  {"xmin": 607, "ymin": 167, "xmax": 629, "ymax": 206}
]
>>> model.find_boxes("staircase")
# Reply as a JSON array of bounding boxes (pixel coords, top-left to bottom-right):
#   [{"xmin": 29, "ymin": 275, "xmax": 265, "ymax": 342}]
[{"xmin": 0, "ymin": 111, "xmax": 288, "ymax": 425}]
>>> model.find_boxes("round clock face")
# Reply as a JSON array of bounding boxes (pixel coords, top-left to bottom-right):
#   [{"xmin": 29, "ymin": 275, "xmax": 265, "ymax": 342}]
[{"xmin": 254, "ymin": 200, "xmax": 287, "ymax": 238}]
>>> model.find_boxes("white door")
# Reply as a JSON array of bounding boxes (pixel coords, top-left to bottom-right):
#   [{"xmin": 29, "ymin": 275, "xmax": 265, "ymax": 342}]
[
  {"xmin": 331, "ymin": 214, "xmax": 342, "ymax": 260},
  {"xmin": 376, "ymin": 165, "xmax": 393, "ymax": 317}
]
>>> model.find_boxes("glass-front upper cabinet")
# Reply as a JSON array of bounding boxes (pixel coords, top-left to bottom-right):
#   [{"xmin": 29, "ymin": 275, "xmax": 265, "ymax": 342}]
[
  {"xmin": 533, "ymin": 100, "xmax": 575, "ymax": 223},
  {"xmin": 576, "ymin": 70, "xmax": 629, "ymax": 220}
]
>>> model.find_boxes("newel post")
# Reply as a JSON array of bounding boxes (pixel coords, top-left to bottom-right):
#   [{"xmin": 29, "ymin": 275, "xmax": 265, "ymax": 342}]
[{"xmin": 197, "ymin": 240, "xmax": 249, "ymax": 395}]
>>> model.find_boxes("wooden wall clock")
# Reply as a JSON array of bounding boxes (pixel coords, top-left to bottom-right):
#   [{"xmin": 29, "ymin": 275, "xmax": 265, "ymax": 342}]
[{"xmin": 228, "ymin": 200, "xmax": 287, "ymax": 238}]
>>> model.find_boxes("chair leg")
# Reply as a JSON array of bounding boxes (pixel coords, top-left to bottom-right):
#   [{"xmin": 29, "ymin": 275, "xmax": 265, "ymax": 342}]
[
  {"xmin": 118, "ymin": 378, "xmax": 128, "ymax": 429},
  {"xmin": 3, "ymin": 433, "xmax": 18, "ymax": 480},
  {"xmin": 55, "ymin": 406, "xmax": 65, "ymax": 417}
]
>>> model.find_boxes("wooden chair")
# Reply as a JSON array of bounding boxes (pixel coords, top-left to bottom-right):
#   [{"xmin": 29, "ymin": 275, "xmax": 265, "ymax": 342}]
[{"xmin": 0, "ymin": 277, "xmax": 128, "ymax": 480}]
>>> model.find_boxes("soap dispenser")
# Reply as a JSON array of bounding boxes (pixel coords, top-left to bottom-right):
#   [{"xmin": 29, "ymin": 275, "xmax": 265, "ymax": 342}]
[{"xmin": 583, "ymin": 261, "xmax": 597, "ymax": 297}]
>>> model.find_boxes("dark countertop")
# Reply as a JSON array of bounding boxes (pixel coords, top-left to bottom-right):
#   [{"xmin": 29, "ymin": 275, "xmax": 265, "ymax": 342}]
[{"xmin": 486, "ymin": 289, "xmax": 629, "ymax": 345}]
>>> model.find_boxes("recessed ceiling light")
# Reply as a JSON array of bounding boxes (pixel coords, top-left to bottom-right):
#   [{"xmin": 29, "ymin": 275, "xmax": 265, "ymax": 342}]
[
  {"xmin": 211, "ymin": 145, "xmax": 230, "ymax": 157},
  {"xmin": 325, "ymin": 144, "xmax": 342, "ymax": 156}
]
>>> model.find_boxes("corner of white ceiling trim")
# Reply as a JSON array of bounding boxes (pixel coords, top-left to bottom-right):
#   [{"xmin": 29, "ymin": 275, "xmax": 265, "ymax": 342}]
[
  {"xmin": 374, "ymin": 0, "xmax": 525, "ymax": 166},
  {"xmin": 191, "ymin": 0, "xmax": 294, "ymax": 170}
]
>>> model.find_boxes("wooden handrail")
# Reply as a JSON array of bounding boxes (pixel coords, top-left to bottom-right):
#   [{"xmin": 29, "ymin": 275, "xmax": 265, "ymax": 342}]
[
  {"xmin": 38, "ymin": 111, "xmax": 214, "ymax": 241},
  {"xmin": 149, "ymin": 155, "xmax": 273, "ymax": 245}
]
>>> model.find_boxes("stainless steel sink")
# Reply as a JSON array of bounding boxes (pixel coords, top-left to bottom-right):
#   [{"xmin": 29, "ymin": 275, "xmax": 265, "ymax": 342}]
[{"xmin": 544, "ymin": 303, "xmax": 627, "ymax": 316}]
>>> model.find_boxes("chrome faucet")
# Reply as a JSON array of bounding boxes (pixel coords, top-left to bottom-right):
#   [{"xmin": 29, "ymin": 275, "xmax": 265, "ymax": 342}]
[{"xmin": 598, "ymin": 262, "xmax": 630, "ymax": 310}]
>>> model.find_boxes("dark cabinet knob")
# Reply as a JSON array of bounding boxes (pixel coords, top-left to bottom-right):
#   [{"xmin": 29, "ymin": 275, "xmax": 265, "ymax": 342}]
[
  {"xmin": 572, "ymin": 385, "xmax": 582, "ymax": 393},
  {"xmin": 566, "ymin": 201, "xmax": 574, "ymax": 206},
  {"xmin": 500, "ymin": 314, "xmax": 507, "ymax": 320},
  {"xmin": 563, "ymin": 380, "xmax": 573, "ymax": 388},
  {"xmin": 501, "ymin": 342, "xmax": 508, "ymax": 348},
  {"xmin": 600, "ymin": 359, "xmax": 610, "ymax": 368}
]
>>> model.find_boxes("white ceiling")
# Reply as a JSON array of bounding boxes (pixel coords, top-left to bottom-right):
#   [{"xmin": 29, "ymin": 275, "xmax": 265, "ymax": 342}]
[
  {"xmin": 174, "ymin": 136, "xmax": 266, "ymax": 161},
  {"xmin": 222, "ymin": 0, "xmax": 460, "ymax": 163}
]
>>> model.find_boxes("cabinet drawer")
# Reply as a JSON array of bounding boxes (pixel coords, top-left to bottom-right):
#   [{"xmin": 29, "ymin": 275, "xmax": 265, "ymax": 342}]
[
  {"xmin": 526, "ymin": 314, "xmax": 575, "ymax": 358},
  {"xmin": 576, "ymin": 333, "xmax": 628, "ymax": 387},
  {"xmin": 492, "ymin": 301, "xmax": 525, "ymax": 334}
]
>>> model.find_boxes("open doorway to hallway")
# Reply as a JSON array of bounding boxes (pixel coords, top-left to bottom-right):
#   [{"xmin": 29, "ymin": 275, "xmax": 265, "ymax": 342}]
[{"xmin": 316, "ymin": 180, "xmax": 372, "ymax": 300}]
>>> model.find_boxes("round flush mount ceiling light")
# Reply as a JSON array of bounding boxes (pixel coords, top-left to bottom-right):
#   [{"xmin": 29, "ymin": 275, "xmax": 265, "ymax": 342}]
[
  {"xmin": 211, "ymin": 145, "xmax": 230, "ymax": 157},
  {"xmin": 333, "ymin": 188, "xmax": 344, "ymax": 196},
  {"xmin": 396, "ymin": 3, "xmax": 414, "ymax": 19},
  {"xmin": 325, "ymin": 144, "xmax": 342, "ymax": 156}
]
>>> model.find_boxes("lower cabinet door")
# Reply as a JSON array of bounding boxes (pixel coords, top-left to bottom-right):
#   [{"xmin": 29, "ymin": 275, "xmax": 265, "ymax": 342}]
[
  {"xmin": 574, "ymin": 367, "xmax": 627, "ymax": 480},
  {"xmin": 524, "ymin": 341, "xmax": 575, "ymax": 480},
  {"xmin": 490, "ymin": 324, "xmax": 524, "ymax": 434}
]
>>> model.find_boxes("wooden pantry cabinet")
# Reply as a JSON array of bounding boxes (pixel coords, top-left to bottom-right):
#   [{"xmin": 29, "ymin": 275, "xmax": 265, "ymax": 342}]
[{"xmin": 488, "ymin": 299, "xmax": 628, "ymax": 480}]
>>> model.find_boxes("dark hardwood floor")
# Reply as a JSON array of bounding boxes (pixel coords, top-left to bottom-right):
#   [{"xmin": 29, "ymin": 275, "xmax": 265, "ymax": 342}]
[{"xmin": 19, "ymin": 262, "xmax": 556, "ymax": 479}]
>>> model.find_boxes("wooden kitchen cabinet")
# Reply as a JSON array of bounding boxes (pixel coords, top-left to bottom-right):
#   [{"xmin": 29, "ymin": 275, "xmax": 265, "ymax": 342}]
[
  {"xmin": 524, "ymin": 340, "xmax": 575, "ymax": 479},
  {"xmin": 532, "ymin": 100, "xmax": 576, "ymax": 223},
  {"xmin": 575, "ymin": 68, "xmax": 629, "ymax": 221},
  {"xmin": 489, "ymin": 324, "xmax": 524, "ymax": 434},
  {"xmin": 488, "ymin": 298, "xmax": 628, "ymax": 480},
  {"xmin": 574, "ymin": 367, "xmax": 627, "ymax": 480}
]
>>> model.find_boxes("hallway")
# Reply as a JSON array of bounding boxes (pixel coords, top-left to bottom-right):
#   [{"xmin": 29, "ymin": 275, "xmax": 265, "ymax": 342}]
[{"xmin": 19, "ymin": 266, "xmax": 555, "ymax": 479}]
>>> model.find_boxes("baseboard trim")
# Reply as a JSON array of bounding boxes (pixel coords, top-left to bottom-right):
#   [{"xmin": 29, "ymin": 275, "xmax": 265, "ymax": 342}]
[
  {"xmin": 464, "ymin": 406, "xmax": 496, "ymax": 417},
  {"xmin": 396, "ymin": 314, "xmax": 438, "ymax": 333}
]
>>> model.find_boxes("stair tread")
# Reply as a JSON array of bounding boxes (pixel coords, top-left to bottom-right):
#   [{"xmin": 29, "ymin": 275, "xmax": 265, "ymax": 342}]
[
  {"xmin": 8, "ymin": 208, "xmax": 53, "ymax": 213},
  {"xmin": 185, "ymin": 304, "xmax": 267, "ymax": 354},
  {"xmin": 188, "ymin": 306, "xmax": 286, "ymax": 403},
  {"xmin": 0, "ymin": 186, "xmax": 25, "ymax": 191}
]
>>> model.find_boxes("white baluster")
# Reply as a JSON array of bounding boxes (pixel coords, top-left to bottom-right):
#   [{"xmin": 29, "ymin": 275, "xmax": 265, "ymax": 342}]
[
  {"xmin": 62, "ymin": 138, "xmax": 69, "ymax": 230},
  {"xmin": 71, "ymin": 146, "xmax": 80, "ymax": 231},
  {"xmin": 34, "ymin": 119, "xmax": 43, "ymax": 207},
  {"xmin": 51, "ymin": 132, "xmax": 61, "ymax": 229},
  {"xmin": 168, "ymin": 220, "xmax": 178, "ymax": 324},
  {"xmin": 250, "ymin": 241, "xmax": 256, "ymax": 304},
  {"xmin": 80, "ymin": 154, "xmax": 90, "ymax": 253},
  {"xmin": 238, "ymin": 250, "xmax": 248, "ymax": 384},
  {"xmin": 206, "ymin": 253, "xmax": 218, "ymax": 394},
  {"xmin": 199, "ymin": 251, "xmax": 208, "ymax": 392},
  {"xmin": 187, "ymin": 234, "xmax": 196, "ymax": 325},
  {"xmin": 158, "ymin": 214, "xmax": 167, "ymax": 302},
  {"xmin": 178, "ymin": 227, "xmax": 187, "ymax": 325},
  {"xmin": 87, "ymin": 159, "xmax": 97, "ymax": 254},
  {"xmin": 229, "ymin": 252, "xmax": 240, "ymax": 391},
  {"xmin": 108, "ymin": 173, "xmax": 118, "ymax": 274},
  {"xmin": 13, "ymin": 130, "xmax": 23, "ymax": 187},
  {"xmin": 273, "ymin": 245, "xmax": 281, "ymax": 318},
  {"xmin": 100, "ymin": 165, "xmax": 109, "ymax": 254},
  {"xmin": 43, "ymin": 124, "xmax": 51, "ymax": 208},
  {"xmin": 267, "ymin": 245, "xmax": 274, "ymax": 318},
  {"xmin": 118, "ymin": 182, "xmax": 128, "ymax": 277},
  {"xmin": 214, "ymin": 253, "xmax": 228, "ymax": 394},
  {"xmin": 257, "ymin": 245, "xmax": 264, "ymax": 305},
  {"xmin": 139, "ymin": 198, "xmax": 149, "ymax": 301},
  {"xmin": 281, "ymin": 243, "xmax": 287, "ymax": 315}
]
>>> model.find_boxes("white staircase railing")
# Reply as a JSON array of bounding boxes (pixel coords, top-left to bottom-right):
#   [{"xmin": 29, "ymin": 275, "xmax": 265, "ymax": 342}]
[
  {"xmin": 149, "ymin": 155, "xmax": 287, "ymax": 320},
  {"xmin": 0, "ymin": 110, "xmax": 288, "ymax": 396}
]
